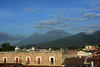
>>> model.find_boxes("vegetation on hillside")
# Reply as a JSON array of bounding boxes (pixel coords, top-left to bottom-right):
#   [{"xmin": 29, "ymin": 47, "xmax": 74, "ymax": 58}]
[{"xmin": 20, "ymin": 31, "xmax": 100, "ymax": 48}]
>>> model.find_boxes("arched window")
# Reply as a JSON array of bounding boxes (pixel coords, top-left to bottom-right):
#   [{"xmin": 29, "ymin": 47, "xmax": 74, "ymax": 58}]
[
  {"xmin": 3, "ymin": 57, "xmax": 7, "ymax": 63},
  {"xmin": 15, "ymin": 57, "xmax": 19, "ymax": 63},
  {"xmin": 36, "ymin": 56, "xmax": 41, "ymax": 64},
  {"xmin": 49, "ymin": 57, "xmax": 55, "ymax": 64},
  {"xmin": 26, "ymin": 56, "xmax": 30, "ymax": 64}
]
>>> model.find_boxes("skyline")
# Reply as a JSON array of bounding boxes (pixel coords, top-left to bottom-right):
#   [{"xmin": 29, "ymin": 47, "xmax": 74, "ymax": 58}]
[{"xmin": 0, "ymin": 0, "xmax": 100, "ymax": 37}]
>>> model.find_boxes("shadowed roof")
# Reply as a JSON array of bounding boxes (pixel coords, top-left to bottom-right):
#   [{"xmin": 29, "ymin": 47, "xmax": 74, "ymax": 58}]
[{"xmin": 62, "ymin": 57, "xmax": 84, "ymax": 65}]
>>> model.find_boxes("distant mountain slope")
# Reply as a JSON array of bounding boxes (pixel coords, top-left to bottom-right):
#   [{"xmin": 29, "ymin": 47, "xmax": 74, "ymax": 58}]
[
  {"xmin": 21, "ymin": 31, "xmax": 100, "ymax": 48},
  {"xmin": 0, "ymin": 33, "xmax": 25, "ymax": 45},
  {"xmin": 0, "ymin": 33, "xmax": 25, "ymax": 41},
  {"xmin": 15, "ymin": 29, "xmax": 72, "ymax": 46},
  {"xmin": 41, "ymin": 31, "xmax": 100, "ymax": 47}
]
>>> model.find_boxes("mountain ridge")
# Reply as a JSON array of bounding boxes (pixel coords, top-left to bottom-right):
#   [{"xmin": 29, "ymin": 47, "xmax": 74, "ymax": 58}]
[
  {"xmin": 20, "ymin": 30, "xmax": 100, "ymax": 48},
  {"xmin": 15, "ymin": 29, "xmax": 72, "ymax": 46}
]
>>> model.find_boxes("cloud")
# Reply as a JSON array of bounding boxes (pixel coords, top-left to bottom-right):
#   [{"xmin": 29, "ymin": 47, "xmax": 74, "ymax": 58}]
[
  {"xmin": 65, "ymin": 28, "xmax": 88, "ymax": 31},
  {"xmin": 57, "ymin": 12, "xmax": 71, "ymax": 16},
  {"xmin": 48, "ymin": 12, "xmax": 71, "ymax": 18},
  {"xmin": 33, "ymin": 25, "xmax": 52, "ymax": 29},
  {"xmin": 48, "ymin": 14, "xmax": 55, "ymax": 17},
  {"xmin": 56, "ymin": 17, "xmax": 70, "ymax": 21},
  {"xmin": 32, "ymin": 16, "xmax": 76, "ymax": 31},
  {"xmin": 23, "ymin": 7, "xmax": 38, "ymax": 13},
  {"xmin": 85, "ymin": 25, "xmax": 100, "ymax": 28},
  {"xmin": 73, "ymin": 18, "xmax": 89, "ymax": 21},
  {"xmin": 88, "ymin": 7, "xmax": 100, "ymax": 11},
  {"xmin": 83, "ymin": 12, "xmax": 100, "ymax": 19},
  {"xmin": 53, "ymin": 27, "xmax": 88, "ymax": 31},
  {"xmin": 57, "ymin": 7, "xmax": 100, "ymax": 13},
  {"xmin": 25, "ymin": 18, "xmax": 38, "ymax": 20},
  {"xmin": 35, "ymin": 17, "xmax": 73, "ymax": 27},
  {"xmin": 85, "ymin": 29, "xmax": 97, "ymax": 35},
  {"xmin": 53, "ymin": 24, "xmax": 100, "ymax": 32},
  {"xmin": 57, "ymin": 8, "xmax": 88, "ymax": 12},
  {"xmin": 85, "ymin": 26, "xmax": 100, "ymax": 34}
]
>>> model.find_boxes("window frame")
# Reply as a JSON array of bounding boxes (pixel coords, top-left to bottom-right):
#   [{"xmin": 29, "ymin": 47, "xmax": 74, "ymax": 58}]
[
  {"xmin": 3, "ymin": 57, "xmax": 7, "ymax": 63},
  {"xmin": 49, "ymin": 56, "xmax": 55, "ymax": 65},
  {"xmin": 36, "ymin": 56, "xmax": 41, "ymax": 64},
  {"xmin": 15, "ymin": 57, "xmax": 19, "ymax": 63},
  {"xmin": 26, "ymin": 56, "xmax": 31, "ymax": 64}
]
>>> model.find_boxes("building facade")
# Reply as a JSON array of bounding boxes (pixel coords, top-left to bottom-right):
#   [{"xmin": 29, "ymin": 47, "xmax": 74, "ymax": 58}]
[
  {"xmin": 0, "ymin": 51, "xmax": 62, "ymax": 66},
  {"xmin": 85, "ymin": 45, "xmax": 98, "ymax": 51}
]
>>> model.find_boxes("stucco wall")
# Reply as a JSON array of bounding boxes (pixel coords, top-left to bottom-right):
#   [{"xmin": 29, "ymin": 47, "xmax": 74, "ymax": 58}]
[{"xmin": 0, "ymin": 52, "xmax": 62, "ymax": 66}]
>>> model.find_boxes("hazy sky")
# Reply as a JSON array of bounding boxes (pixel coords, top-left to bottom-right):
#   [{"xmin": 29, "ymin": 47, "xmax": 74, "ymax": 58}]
[{"xmin": 0, "ymin": 0, "xmax": 100, "ymax": 36}]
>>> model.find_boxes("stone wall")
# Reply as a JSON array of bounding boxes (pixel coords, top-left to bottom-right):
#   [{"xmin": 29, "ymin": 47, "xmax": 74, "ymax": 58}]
[
  {"xmin": 0, "ymin": 52, "xmax": 62, "ymax": 66},
  {"xmin": 66, "ymin": 50, "xmax": 78, "ymax": 58}
]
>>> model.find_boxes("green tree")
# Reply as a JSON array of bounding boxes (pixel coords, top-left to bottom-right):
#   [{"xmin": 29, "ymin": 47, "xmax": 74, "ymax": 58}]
[
  {"xmin": 68, "ymin": 45, "xmax": 77, "ymax": 50},
  {"xmin": 1, "ymin": 42, "xmax": 15, "ymax": 51}
]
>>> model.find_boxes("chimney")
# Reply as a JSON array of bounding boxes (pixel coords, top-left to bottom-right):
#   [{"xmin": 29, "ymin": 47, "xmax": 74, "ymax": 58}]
[
  {"xmin": 31, "ymin": 47, "xmax": 35, "ymax": 50},
  {"xmin": 15, "ymin": 46, "xmax": 19, "ymax": 51},
  {"xmin": 90, "ymin": 61, "xmax": 94, "ymax": 67},
  {"xmin": 49, "ymin": 48, "xmax": 52, "ymax": 51}
]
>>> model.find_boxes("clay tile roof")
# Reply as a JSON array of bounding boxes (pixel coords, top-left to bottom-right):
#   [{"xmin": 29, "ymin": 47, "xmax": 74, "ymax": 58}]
[
  {"xmin": 87, "ymin": 59, "xmax": 100, "ymax": 64},
  {"xmin": 87, "ymin": 55, "xmax": 100, "ymax": 67},
  {"xmin": 94, "ymin": 55, "xmax": 100, "ymax": 59},
  {"xmin": 62, "ymin": 57, "xmax": 84, "ymax": 65},
  {"xmin": 95, "ymin": 62, "xmax": 100, "ymax": 67}
]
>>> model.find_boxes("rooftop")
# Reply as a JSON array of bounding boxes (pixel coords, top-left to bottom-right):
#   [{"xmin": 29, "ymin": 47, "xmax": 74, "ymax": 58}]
[{"xmin": 62, "ymin": 57, "xmax": 85, "ymax": 65}]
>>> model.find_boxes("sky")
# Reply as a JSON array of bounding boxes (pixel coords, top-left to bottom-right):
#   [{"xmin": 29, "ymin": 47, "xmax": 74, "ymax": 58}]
[{"xmin": 0, "ymin": 0, "xmax": 100, "ymax": 36}]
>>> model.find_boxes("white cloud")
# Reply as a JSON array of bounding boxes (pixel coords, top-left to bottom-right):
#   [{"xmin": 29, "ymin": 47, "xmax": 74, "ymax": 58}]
[
  {"xmin": 57, "ymin": 8, "xmax": 88, "ymax": 12},
  {"xmin": 89, "ymin": 7, "xmax": 100, "ymax": 11},
  {"xmin": 53, "ymin": 27, "xmax": 88, "ymax": 31},
  {"xmin": 56, "ymin": 17, "xmax": 70, "ymax": 21},
  {"xmin": 35, "ymin": 17, "xmax": 73, "ymax": 27},
  {"xmin": 83, "ymin": 12, "xmax": 100, "ymax": 19},
  {"xmin": 23, "ymin": 7, "xmax": 38, "ymax": 13},
  {"xmin": 85, "ymin": 29, "xmax": 96, "ymax": 35},
  {"xmin": 73, "ymin": 18, "xmax": 89, "ymax": 21},
  {"xmin": 25, "ymin": 18, "xmax": 38, "ymax": 20},
  {"xmin": 33, "ymin": 25, "xmax": 52, "ymax": 29},
  {"xmin": 85, "ymin": 25, "xmax": 100, "ymax": 28}
]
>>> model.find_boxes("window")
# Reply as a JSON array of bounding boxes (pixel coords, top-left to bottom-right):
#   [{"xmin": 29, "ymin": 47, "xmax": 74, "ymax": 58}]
[
  {"xmin": 36, "ymin": 56, "xmax": 41, "ymax": 64},
  {"xmin": 51, "ymin": 58, "xmax": 54, "ymax": 64},
  {"xmin": 15, "ymin": 57, "xmax": 19, "ymax": 63},
  {"xmin": 3, "ymin": 57, "xmax": 7, "ymax": 63},
  {"xmin": 49, "ymin": 57, "xmax": 54, "ymax": 64},
  {"xmin": 26, "ymin": 57, "xmax": 30, "ymax": 64}
]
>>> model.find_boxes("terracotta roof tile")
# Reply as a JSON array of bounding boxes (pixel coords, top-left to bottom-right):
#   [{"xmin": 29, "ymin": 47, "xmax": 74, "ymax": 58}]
[
  {"xmin": 62, "ymin": 57, "xmax": 84, "ymax": 65},
  {"xmin": 95, "ymin": 62, "xmax": 100, "ymax": 67}
]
